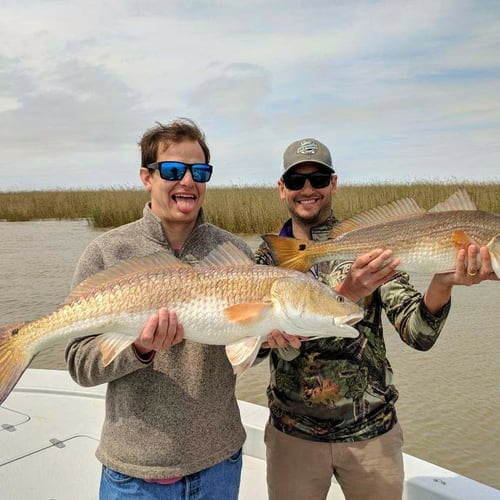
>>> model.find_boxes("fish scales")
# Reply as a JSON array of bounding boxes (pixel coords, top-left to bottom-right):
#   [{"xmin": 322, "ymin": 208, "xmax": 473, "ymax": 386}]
[
  {"xmin": 0, "ymin": 242, "xmax": 364, "ymax": 404},
  {"xmin": 262, "ymin": 192, "xmax": 500, "ymax": 277}
]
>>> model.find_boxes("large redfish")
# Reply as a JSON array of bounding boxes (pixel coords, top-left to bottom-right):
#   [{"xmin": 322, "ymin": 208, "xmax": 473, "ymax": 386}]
[
  {"xmin": 262, "ymin": 190, "xmax": 500, "ymax": 276},
  {"xmin": 0, "ymin": 242, "xmax": 363, "ymax": 405}
]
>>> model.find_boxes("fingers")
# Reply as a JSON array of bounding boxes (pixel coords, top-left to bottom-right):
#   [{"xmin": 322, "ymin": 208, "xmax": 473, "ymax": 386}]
[
  {"xmin": 340, "ymin": 249, "xmax": 400, "ymax": 302},
  {"xmin": 135, "ymin": 307, "xmax": 184, "ymax": 354},
  {"xmin": 452, "ymin": 245, "xmax": 497, "ymax": 285},
  {"xmin": 263, "ymin": 330, "xmax": 302, "ymax": 349},
  {"xmin": 465, "ymin": 245, "xmax": 479, "ymax": 277},
  {"xmin": 157, "ymin": 308, "xmax": 183, "ymax": 349},
  {"xmin": 354, "ymin": 249, "xmax": 399, "ymax": 278}
]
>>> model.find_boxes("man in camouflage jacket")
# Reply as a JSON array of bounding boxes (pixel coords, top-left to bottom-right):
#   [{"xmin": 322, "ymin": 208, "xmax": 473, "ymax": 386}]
[{"xmin": 256, "ymin": 138, "xmax": 494, "ymax": 500}]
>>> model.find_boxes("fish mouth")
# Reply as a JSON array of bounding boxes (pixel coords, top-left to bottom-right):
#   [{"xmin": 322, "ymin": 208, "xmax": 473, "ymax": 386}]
[{"xmin": 335, "ymin": 313, "xmax": 364, "ymax": 327}]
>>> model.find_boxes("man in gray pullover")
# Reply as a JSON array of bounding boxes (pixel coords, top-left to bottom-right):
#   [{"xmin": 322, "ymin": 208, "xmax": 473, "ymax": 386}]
[{"xmin": 66, "ymin": 118, "xmax": 252, "ymax": 499}]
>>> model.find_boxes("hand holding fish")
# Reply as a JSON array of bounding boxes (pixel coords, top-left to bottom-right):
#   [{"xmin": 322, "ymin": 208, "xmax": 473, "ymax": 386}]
[
  {"xmin": 424, "ymin": 244, "xmax": 498, "ymax": 316},
  {"xmin": 133, "ymin": 308, "xmax": 185, "ymax": 357},
  {"xmin": 261, "ymin": 329, "xmax": 304, "ymax": 349},
  {"xmin": 433, "ymin": 245, "xmax": 499, "ymax": 287},
  {"xmin": 335, "ymin": 249, "xmax": 401, "ymax": 303}
]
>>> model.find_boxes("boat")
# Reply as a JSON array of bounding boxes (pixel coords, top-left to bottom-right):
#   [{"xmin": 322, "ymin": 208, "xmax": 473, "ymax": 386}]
[{"xmin": 0, "ymin": 369, "xmax": 498, "ymax": 499}]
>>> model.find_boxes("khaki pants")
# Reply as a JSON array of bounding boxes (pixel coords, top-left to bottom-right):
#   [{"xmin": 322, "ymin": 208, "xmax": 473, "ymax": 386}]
[{"xmin": 265, "ymin": 421, "xmax": 404, "ymax": 500}]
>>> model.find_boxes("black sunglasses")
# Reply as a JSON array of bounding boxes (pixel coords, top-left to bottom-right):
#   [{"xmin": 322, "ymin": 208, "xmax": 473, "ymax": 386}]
[
  {"xmin": 282, "ymin": 171, "xmax": 333, "ymax": 191},
  {"xmin": 147, "ymin": 161, "xmax": 213, "ymax": 183}
]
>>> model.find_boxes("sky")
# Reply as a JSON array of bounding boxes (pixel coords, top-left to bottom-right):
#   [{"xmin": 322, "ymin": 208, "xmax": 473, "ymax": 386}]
[{"xmin": 1, "ymin": 0, "xmax": 499, "ymax": 190}]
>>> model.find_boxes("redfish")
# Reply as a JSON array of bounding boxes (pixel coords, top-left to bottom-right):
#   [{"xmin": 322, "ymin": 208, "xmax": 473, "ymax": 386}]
[
  {"xmin": 262, "ymin": 191, "xmax": 500, "ymax": 277},
  {"xmin": 0, "ymin": 242, "xmax": 363, "ymax": 405}
]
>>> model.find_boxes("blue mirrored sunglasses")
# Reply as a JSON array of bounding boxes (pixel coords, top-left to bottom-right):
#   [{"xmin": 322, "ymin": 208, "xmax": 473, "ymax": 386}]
[{"xmin": 147, "ymin": 161, "xmax": 213, "ymax": 183}]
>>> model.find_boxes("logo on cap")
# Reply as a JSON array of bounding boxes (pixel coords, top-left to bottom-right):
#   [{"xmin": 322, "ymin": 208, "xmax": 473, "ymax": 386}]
[{"xmin": 296, "ymin": 139, "xmax": 319, "ymax": 155}]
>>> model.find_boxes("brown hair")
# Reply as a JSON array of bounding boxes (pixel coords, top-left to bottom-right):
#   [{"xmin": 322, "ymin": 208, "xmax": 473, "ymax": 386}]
[{"xmin": 139, "ymin": 118, "xmax": 210, "ymax": 167}]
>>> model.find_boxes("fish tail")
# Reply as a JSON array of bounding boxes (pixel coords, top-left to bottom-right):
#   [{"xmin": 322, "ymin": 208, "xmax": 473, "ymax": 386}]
[
  {"xmin": 262, "ymin": 234, "xmax": 315, "ymax": 272},
  {"xmin": 0, "ymin": 322, "xmax": 32, "ymax": 405}
]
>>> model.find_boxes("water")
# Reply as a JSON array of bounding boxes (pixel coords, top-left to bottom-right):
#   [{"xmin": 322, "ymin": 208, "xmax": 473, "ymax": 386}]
[{"xmin": 0, "ymin": 221, "xmax": 498, "ymax": 489}]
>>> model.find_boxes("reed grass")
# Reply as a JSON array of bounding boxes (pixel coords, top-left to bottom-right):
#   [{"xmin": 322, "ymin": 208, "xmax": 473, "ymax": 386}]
[{"xmin": 0, "ymin": 182, "xmax": 498, "ymax": 232}]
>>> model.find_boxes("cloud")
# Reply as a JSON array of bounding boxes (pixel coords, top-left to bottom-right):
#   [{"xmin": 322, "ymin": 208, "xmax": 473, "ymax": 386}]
[{"xmin": 0, "ymin": 0, "xmax": 499, "ymax": 190}]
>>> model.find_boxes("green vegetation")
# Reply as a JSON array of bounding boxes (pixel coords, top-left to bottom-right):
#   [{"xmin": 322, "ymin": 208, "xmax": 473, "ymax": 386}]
[{"xmin": 0, "ymin": 182, "xmax": 498, "ymax": 232}]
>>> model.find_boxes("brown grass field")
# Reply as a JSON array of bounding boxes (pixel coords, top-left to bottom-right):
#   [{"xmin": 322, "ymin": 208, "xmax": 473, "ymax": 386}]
[{"xmin": 0, "ymin": 182, "xmax": 498, "ymax": 233}]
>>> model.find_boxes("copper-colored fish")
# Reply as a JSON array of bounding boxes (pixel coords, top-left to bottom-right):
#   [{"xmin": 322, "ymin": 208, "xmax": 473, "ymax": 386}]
[
  {"xmin": 0, "ymin": 242, "xmax": 364, "ymax": 405},
  {"xmin": 262, "ymin": 190, "xmax": 500, "ymax": 277}
]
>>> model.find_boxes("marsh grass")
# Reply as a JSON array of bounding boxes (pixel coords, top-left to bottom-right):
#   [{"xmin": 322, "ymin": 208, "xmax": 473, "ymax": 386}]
[{"xmin": 0, "ymin": 182, "xmax": 498, "ymax": 232}]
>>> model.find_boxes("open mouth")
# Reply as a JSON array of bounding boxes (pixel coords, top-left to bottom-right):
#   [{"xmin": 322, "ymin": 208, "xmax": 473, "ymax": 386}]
[
  {"xmin": 172, "ymin": 193, "xmax": 197, "ymax": 213},
  {"xmin": 298, "ymin": 197, "xmax": 320, "ymax": 206},
  {"xmin": 172, "ymin": 194, "xmax": 196, "ymax": 201}
]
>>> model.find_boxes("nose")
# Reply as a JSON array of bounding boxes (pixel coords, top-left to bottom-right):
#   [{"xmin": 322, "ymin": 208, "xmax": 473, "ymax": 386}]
[
  {"xmin": 301, "ymin": 178, "xmax": 315, "ymax": 192},
  {"xmin": 180, "ymin": 167, "xmax": 195, "ymax": 186}
]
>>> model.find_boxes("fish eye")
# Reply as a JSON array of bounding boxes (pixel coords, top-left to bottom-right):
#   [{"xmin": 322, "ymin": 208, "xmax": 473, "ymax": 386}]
[{"xmin": 335, "ymin": 295, "xmax": 345, "ymax": 303}]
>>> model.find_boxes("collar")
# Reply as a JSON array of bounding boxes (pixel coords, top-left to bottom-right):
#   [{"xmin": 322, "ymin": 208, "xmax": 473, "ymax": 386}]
[
  {"xmin": 279, "ymin": 212, "xmax": 339, "ymax": 242},
  {"xmin": 139, "ymin": 202, "xmax": 206, "ymax": 245}
]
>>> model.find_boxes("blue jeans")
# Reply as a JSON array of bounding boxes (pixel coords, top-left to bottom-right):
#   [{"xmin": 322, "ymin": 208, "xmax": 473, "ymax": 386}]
[{"xmin": 99, "ymin": 449, "xmax": 243, "ymax": 499}]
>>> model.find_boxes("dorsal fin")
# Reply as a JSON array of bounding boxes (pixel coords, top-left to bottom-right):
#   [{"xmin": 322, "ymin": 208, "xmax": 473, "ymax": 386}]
[
  {"xmin": 195, "ymin": 241, "xmax": 253, "ymax": 268},
  {"xmin": 329, "ymin": 197, "xmax": 425, "ymax": 239},
  {"xmin": 67, "ymin": 252, "xmax": 189, "ymax": 302},
  {"xmin": 428, "ymin": 190, "xmax": 477, "ymax": 212}
]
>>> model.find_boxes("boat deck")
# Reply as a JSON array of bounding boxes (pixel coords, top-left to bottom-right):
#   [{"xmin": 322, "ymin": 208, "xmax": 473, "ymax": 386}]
[{"xmin": 0, "ymin": 369, "xmax": 498, "ymax": 499}]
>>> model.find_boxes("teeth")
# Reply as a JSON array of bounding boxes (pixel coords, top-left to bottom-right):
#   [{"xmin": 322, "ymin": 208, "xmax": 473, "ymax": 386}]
[{"xmin": 173, "ymin": 194, "xmax": 195, "ymax": 199}]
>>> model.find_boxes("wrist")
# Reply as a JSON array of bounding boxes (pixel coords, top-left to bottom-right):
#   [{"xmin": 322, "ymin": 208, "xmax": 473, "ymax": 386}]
[
  {"xmin": 336, "ymin": 281, "xmax": 360, "ymax": 303},
  {"xmin": 132, "ymin": 344, "xmax": 155, "ymax": 363}
]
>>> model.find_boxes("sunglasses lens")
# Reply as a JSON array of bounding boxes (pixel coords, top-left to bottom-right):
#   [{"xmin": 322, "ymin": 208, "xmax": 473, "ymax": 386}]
[
  {"xmin": 284, "ymin": 174, "xmax": 306, "ymax": 190},
  {"xmin": 159, "ymin": 162, "xmax": 186, "ymax": 181},
  {"xmin": 157, "ymin": 162, "xmax": 213, "ymax": 183},
  {"xmin": 309, "ymin": 173, "xmax": 332, "ymax": 189},
  {"xmin": 283, "ymin": 172, "xmax": 331, "ymax": 190},
  {"xmin": 191, "ymin": 164, "xmax": 213, "ymax": 183}
]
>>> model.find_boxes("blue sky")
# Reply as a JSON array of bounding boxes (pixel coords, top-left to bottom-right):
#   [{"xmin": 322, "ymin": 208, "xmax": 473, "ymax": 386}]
[{"xmin": 1, "ymin": 0, "xmax": 499, "ymax": 190}]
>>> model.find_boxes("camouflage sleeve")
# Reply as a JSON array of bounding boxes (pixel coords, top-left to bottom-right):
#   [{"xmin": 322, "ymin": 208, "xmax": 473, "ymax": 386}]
[
  {"xmin": 380, "ymin": 273, "xmax": 450, "ymax": 351},
  {"xmin": 254, "ymin": 240, "xmax": 275, "ymax": 266},
  {"xmin": 254, "ymin": 241, "xmax": 302, "ymax": 361}
]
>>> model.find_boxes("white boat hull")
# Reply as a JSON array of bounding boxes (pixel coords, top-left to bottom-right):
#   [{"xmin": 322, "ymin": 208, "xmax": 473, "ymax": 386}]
[{"xmin": 0, "ymin": 369, "xmax": 498, "ymax": 499}]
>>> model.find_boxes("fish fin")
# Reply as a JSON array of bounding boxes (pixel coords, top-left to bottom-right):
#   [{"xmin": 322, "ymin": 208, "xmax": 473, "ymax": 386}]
[
  {"xmin": 195, "ymin": 242, "xmax": 253, "ymax": 268},
  {"xmin": 0, "ymin": 324, "xmax": 33, "ymax": 405},
  {"xmin": 428, "ymin": 190, "xmax": 477, "ymax": 213},
  {"xmin": 261, "ymin": 234, "xmax": 314, "ymax": 272},
  {"xmin": 328, "ymin": 197, "xmax": 426, "ymax": 238},
  {"xmin": 226, "ymin": 337, "xmax": 262, "ymax": 376},
  {"xmin": 224, "ymin": 302, "xmax": 272, "ymax": 324},
  {"xmin": 96, "ymin": 332, "xmax": 136, "ymax": 367},
  {"xmin": 451, "ymin": 229, "xmax": 476, "ymax": 251},
  {"xmin": 67, "ymin": 252, "xmax": 190, "ymax": 302}
]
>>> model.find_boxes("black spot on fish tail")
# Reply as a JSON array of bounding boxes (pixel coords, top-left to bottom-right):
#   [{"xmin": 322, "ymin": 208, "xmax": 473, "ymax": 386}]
[
  {"xmin": 298, "ymin": 244, "xmax": 306, "ymax": 251},
  {"xmin": 0, "ymin": 322, "xmax": 26, "ymax": 338}
]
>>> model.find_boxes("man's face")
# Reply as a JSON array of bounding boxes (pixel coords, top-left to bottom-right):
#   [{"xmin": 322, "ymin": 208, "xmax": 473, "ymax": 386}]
[
  {"xmin": 278, "ymin": 163, "xmax": 337, "ymax": 226},
  {"xmin": 140, "ymin": 139, "xmax": 207, "ymax": 227}
]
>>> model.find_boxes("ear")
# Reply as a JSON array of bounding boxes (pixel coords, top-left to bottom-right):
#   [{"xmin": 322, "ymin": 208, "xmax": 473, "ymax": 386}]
[
  {"xmin": 330, "ymin": 174, "xmax": 338, "ymax": 195},
  {"xmin": 278, "ymin": 178, "xmax": 286, "ymax": 200},
  {"xmin": 140, "ymin": 167, "xmax": 153, "ymax": 192}
]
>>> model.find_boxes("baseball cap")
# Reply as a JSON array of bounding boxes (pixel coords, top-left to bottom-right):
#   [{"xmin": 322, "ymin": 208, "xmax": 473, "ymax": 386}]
[{"xmin": 282, "ymin": 138, "xmax": 334, "ymax": 175}]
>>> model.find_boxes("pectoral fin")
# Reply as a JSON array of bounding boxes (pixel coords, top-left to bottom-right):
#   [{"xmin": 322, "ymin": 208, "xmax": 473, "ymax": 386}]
[
  {"xmin": 451, "ymin": 230, "xmax": 476, "ymax": 251},
  {"xmin": 96, "ymin": 332, "xmax": 135, "ymax": 367},
  {"xmin": 224, "ymin": 302, "xmax": 271, "ymax": 324},
  {"xmin": 225, "ymin": 337, "xmax": 263, "ymax": 376}
]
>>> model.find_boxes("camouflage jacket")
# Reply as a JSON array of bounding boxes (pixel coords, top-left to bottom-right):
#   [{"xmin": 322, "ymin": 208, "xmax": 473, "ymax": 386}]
[{"xmin": 255, "ymin": 214, "xmax": 450, "ymax": 442}]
